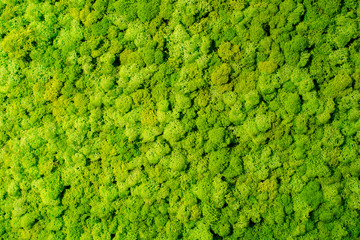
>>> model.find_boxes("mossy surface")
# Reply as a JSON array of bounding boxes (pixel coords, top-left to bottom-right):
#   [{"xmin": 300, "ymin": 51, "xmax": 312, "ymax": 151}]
[{"xmin": 0, "ymin": 0, "xmax": 360, "ymax": 239}]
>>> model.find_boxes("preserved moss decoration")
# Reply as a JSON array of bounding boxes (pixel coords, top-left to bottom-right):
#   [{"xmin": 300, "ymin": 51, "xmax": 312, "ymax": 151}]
[{"xmin": 0, "ymin": 0, "xmax": 360, "ymax": 239}]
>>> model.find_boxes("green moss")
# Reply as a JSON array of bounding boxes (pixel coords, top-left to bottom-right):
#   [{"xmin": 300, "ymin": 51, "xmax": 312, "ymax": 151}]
[
  {"xmin": 283, "ymin": 92, "xmax": 301, "ymax": 114},
  {"xmin": 163, "ymin": 120, "xmax": 186, "ymax": 143},
  {"xmin": 258, "ymin": 60, "xmax": 278, "ymax": 74},
  {"xmin": 169, "ymin": 150, "xmax": 186, "ymax": 171},
  {"xmin": 0, "ymin": 0, "xmax": 359, "ymax": 239},
  {"xmin": 1, "ymin": 28, "xmax": 36, "ymax": 61},
  {"xmin": 211, "ymin": 63, "xmax": 231, "ymax": 86}
]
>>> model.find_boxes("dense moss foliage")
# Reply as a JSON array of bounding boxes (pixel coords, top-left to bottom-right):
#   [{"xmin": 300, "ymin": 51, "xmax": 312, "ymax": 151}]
[{"xmin": 1, "ymin": 0, "xmax": 360, "ymax": 239}]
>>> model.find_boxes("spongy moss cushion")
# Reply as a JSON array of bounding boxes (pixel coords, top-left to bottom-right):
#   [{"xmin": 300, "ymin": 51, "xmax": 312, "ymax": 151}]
[{"xmin": 0, "ymin": 0, "xmax": 360, "ymax": 239}]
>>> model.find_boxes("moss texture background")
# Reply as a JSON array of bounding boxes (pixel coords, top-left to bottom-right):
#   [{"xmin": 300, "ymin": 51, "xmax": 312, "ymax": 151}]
[{"xmin": 0, "ymin": 0, "xmax": 360, "ymax": 239}]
